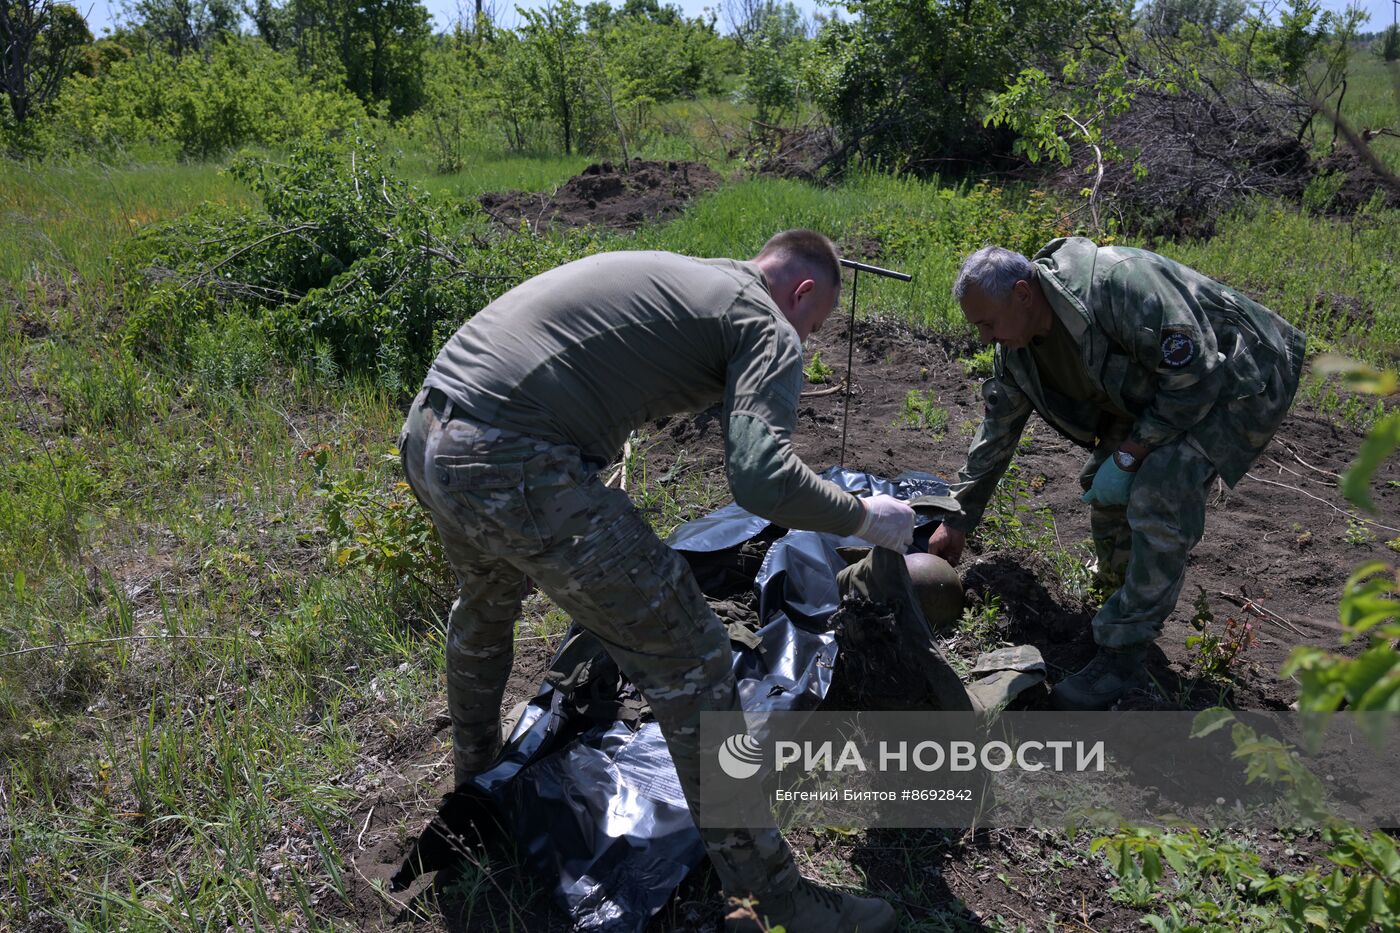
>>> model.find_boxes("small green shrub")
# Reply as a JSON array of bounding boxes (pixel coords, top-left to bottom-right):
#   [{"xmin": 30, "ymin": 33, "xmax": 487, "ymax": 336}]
[
  {"xmin": 307, "ymin": 445, "xmax": 448, "ymax": 597},
  {"xmin": 898, "ymin": 389, "xmax": 949, "ymax": 435},
  {"xmin": 960, "ymin": 345, "xmax": 995, "ymax": 378},
  {"xmin": 188, "ymin": 312, "xmax": 273, "ymax": 394},
  {"xmin": 1183, "ymin": 588, "xmax": 1256, "ymax": 684},
  {"xmin": 957, "ymin": 594, "xmax": 1002, "ymax": 652},
  {"xmin": 804, "ymin": 350, "xmax": 834, "ymax": 384}
]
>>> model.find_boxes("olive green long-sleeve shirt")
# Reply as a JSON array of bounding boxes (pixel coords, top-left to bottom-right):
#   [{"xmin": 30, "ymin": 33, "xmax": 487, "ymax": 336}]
[{"xmin": 424, "ymin": 250, "xmax": 864, "ymax": 536}]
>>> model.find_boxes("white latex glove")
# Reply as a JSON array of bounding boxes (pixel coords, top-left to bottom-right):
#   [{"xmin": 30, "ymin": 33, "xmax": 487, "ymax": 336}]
[{"xmin": 854, "ymin": 494, "xmax": 916, "ymax": 551}]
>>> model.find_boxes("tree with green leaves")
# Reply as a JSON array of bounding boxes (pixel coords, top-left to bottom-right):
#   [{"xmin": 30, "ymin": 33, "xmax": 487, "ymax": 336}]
[
  {"xmin": 280, "ymin": 0, "xmax": 431, "ymax": 117},
  {"xmin": 808, "ymin": 0, "xmax": 1117, "ymax": 173},
  {"xmin": 517, "ymin": 0, "xmax": 597, "ymax": 155},
  {"xmin": 122, "ymin": 0, "xmax": 241, "ymax": 57},
  {"xmin": 0, "ymin": 0, "xmax": 92, "ymax": 127},
  {"xmin": 416, "ymin": 26, "xmax": 491, "ymax": 172}
]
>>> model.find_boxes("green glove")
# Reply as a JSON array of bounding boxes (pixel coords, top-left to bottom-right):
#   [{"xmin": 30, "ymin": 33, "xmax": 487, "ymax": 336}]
[{"xmin": 1081, "ymin": 457, "xmax": 1134, "ymax": 507}]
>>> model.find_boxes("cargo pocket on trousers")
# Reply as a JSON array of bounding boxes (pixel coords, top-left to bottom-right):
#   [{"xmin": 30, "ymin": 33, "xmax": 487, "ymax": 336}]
[
  {"xmin": 433, "ymin": 456, "xmax": 546, "ymax": 555},
  {"xmin": 593, "ymin": 520, "xmax": 717, "ymax": 653}
]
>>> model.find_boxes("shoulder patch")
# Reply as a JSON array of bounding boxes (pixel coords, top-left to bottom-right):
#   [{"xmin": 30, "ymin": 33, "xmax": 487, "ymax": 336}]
[{"xmin": 1160, "ymin": 330, "xmax": 1196, "ymax": 368}]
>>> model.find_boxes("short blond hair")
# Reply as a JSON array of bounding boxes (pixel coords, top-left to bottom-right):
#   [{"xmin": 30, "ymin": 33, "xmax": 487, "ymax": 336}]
[{"xmin": 755, "ymin": 229, "xmax": 841, "ymax": 288}]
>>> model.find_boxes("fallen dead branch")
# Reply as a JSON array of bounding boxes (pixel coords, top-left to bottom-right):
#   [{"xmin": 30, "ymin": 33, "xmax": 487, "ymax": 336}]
[
  {"xmin": 1243, "ymin": 472, "xmax": 1400, "ymax": 535},
  {"xmin": 1218, "ymin": 590, "xmax": 1307, "ymax": 638},
  {"xmin": 800, "ymin": 380, "xmax": 846, "ymax": 398}
]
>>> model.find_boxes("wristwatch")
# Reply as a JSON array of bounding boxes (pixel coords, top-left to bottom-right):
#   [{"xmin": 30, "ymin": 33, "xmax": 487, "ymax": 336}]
[{"xmin": 1113, "ymin": 448, "xmax": 1139, "ymax": 471}]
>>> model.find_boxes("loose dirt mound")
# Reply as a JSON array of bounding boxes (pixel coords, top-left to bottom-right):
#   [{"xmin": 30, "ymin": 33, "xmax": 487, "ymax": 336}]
[
  {"xmin": 749, "ymin": 126, "xmax": 838, "ymax": 182},
  {"xmin": 478, "ymin": 159, "xmax": 722, "ymax": 233},
  {"xmin": 1312, "ymin": 146, "xmax": 1400, "ymax": 213}
]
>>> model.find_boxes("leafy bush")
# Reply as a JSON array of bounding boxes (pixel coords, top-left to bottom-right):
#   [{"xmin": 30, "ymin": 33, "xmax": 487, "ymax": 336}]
[
  {"xmin": 188, "ymin": 312, "xmax": 274, "ymax": 394},
  {"xmin": 960, "ymin": 346, "xmax": 995, "ymax": 378},
  {"xmin": 413, "ymin": 35, "xmax": 494, "ymax": 173},
  {"xmin": 41, "ymin": 38, "xmax": 368, "ymax": 159},
  {"xmin": 121, "ymin": 136, "xmax": 598, "ymax": 392},
  {"xmin": 307, "ymin": 444, "xmax": 448, "ymax": 596},
  {"xmin": 804, "ymin": 350, "xmax": 833, "ymax": 384},
  {"xmin": 743, "ymin": 14, "xmax": 811, "ymax": 126},
  {"xmin": 807, "ymin": 0, "xmax": 1115, "ymax": 173}
]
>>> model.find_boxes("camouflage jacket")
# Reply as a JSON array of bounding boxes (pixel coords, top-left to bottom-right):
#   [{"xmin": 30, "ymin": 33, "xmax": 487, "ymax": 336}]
[{"xmin": 946, "ymin": 237, "xmax": 1306, "ymax": 533}]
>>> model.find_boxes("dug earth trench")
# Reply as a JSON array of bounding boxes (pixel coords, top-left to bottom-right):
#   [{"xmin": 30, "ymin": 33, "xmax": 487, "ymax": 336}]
[
  {"xmin": 344, "ymin": 312, "xmax": 1399, "ymax": 930},
  {"xmin": 478, "ymin": 159, "xmax": 723, "ymax": 233}
]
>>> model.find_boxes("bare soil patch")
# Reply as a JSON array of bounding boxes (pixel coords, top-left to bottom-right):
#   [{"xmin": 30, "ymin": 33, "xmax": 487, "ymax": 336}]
[
  {"xmin": 478, "ymin": 159, "xmax": 722, "ymax": 233},
  {"xmin": 1314, "ymin": 146, "xmax": 1400, "ymax": 214},
  {"xmin": 782, "ymin": 315, "xmax": 1399, "ymax": 713},
  {"xmin": 347, "ymin": 313, "xmax": 1397, "ymax": 929}
]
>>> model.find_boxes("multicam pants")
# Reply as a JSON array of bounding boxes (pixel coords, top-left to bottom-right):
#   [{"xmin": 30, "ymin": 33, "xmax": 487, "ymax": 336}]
[
  {"xmin": 1078, "ymin": 437, "xmax": 1218, "ymax": 649},
  {"xmin": 399, "ymin": 388, "xmax": 798, "ymax": 899}
]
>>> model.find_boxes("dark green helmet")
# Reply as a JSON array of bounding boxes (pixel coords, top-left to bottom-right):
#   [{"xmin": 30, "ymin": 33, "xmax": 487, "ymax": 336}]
[{"xmin": 904, "ymin": 552, "xmax": 965, "ymax": 629}]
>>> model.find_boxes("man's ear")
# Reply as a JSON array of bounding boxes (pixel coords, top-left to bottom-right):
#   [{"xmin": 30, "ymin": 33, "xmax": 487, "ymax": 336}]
[
  {"xmin": 1013, "ymin": 279, "xmax": 1035, "ymax": 309},
  {"xmin": 794, "ymin": 278, "xmax": 816, "ymax": 301}
]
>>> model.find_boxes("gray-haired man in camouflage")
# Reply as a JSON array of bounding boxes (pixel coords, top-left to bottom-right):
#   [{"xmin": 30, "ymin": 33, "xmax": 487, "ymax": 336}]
[
  {"xmin": 400, "ymin": 231, "xmax": 909, "ymax": 933},
  {"xmin": 929, "ymin": 237, "xmax": 1305, "ymax": 710}
]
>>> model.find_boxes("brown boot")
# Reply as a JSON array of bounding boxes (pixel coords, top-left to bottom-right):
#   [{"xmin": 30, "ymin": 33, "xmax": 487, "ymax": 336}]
[{"xmin": 726, "ymin": 878, "xmax": 897, "ymax": 933}]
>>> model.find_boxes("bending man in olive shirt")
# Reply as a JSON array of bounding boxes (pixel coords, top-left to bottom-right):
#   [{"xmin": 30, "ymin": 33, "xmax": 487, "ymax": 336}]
[
  {"xmin": 930, "ymin": 240, "xmax": 1304, "ymax": 710},
  {"xmin": 400, "ymin": 230, "xmax": 908, "ymax": 933}
]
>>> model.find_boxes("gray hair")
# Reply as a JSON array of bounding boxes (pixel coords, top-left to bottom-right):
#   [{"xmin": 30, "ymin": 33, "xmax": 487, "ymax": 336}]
[{"xmin": 952, "ymin": 246, "xmax": 1033, "ymax": 302}]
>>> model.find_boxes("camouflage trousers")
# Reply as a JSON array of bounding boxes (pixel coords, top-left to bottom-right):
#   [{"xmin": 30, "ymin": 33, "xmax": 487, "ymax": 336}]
[
  {"xmin": 399, "ymin": 388, "xmax": 799, "ymax": 899},
  {"xmin": 1078, "ymin": 438, "xmax": 1218, "ymax": 649}
]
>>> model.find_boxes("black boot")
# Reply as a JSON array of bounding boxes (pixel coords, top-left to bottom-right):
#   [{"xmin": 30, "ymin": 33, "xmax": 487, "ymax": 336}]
[{"xmin": 1050, "ymin": 644, "xmax": 1149, "ymax": 710}]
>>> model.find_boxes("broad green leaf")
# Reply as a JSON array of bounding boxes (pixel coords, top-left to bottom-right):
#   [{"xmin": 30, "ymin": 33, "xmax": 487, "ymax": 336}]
[
  {"xmin": 1342, "ymin": 411, "xmax": 1400, "ymax": 512},
  {"xmin": 1369, "ymin": 877, "xmax": 1387, "ymax": 915},
  {"xmin": 1311, "ymin": 355, "xmax": 1400, "ymax": 397},
  {"xmin": 1141, "ymin": 845, "xmax": 1163, "ymax": 883},
  {"xmin": 1191, "ymin": 707, "xmax": 1236, "ymax": 737}
]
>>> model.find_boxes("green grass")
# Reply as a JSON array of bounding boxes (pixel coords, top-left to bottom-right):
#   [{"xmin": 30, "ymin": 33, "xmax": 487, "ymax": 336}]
[
  {"xmin": 1160, "ymin": 199, "xmax": 1400, "ymax": 359},
  {"xmin": 898, "ymin": 388, "xmax": 951, "ymax": 436},
  {"xmin": 3, "ymin": 119, "xmax": 1399, "ymax": 929},
  {"xmin": 400, "ymin": 146, "xmax": 593, "ymax": 199},
  {"xmin": 1337, "ymin": 54, "xmax": 1400, "ymax": 172},
  {"xmin": 0, "ymin": 159, "xmax": 252, "ymax": 288}
]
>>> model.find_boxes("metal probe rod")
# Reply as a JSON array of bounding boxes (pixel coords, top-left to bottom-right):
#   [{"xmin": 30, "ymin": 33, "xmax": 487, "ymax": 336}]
[
  {"xmin": 839, "ymin": 257, "xmax": 913, "ymax": 281},
  {"xmin": 836, "ymin": 258, "xmax": 913, "ymax": 467},
  {"xmin": 839, "ymin": 268, "xmax": 859, "ymax": 467}
]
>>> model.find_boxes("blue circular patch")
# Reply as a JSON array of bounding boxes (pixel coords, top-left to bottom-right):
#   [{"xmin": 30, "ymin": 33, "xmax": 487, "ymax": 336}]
[{"xmin": 1161, "ymin": 332, "xmax": 1195, "ymax": 368}]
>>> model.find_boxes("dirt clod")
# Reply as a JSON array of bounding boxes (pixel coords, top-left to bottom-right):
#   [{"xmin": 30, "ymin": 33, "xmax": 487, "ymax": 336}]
[
  {"xmin": 478, "ymin": 159, "xmax": 722, "ymax": 233},
  {"xmin": 828, "ymin": 594, "xmax": 937, "ymax": 710}
]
